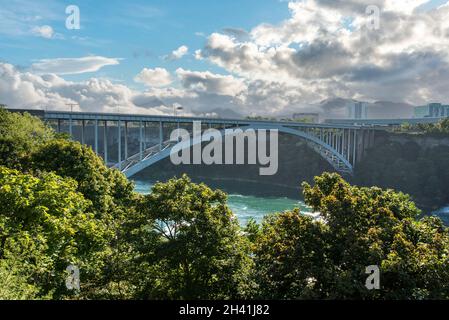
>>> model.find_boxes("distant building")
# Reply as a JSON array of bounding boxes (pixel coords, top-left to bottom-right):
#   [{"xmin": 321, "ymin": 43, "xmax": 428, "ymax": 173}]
[
  {"xmin": 414, "ymin": 103, "xmax": 449, "ymax": 118},
  {"xmin": 292, "ymin": 112, "xmax": 320, "ymax": 123},
  {"xmin": 347, "ymin": 101, "xmax": 368, "ymax": 119}
]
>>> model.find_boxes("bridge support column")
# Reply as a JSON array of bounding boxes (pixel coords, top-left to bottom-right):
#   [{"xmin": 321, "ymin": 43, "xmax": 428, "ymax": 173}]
[
  {"xmin": 357, "ymin": 129, "xmax": 366, "ymax": 166},
  {"xmin": 139, "ymin": 121, "xmax": 143, "ymax": 161},
  {"xmin": 81, "ymin": 120, "xmax": 85, "ymax": 144},
  {"xmin": 336, "ymin": 132, "xmax": 340, "ymax": 153},
  {"xmin": 104, "ymin": 121, "xmax": 108, "ymax": 164},
  {"xmin": 340, "ymin": 132, "xmax": 344, "ymax": 154},
  {"xmin": 118, "ymin": 120, "xmax": 122, "ymax": 170},
  {"xmin": 159, "ymin": 121, "xmax": 163, "ymax": 151},
  {"xmin": 57, "ymin": 119, "xmax": 61, "ymax": 133},
  {"xmin": 352, "ymin": 130, "xmax": 357, "ymax": 167},
  {"xmin": 336, "ymin": 132, "xmax": 339, "ymax": 152},
  {"xmin": 347, "ymin": 129, "xmax": 351, "ymax": 162},
  {"xmin": 69, "ymin": 116, "xmax": 73, "ymax": 137},
  {"xmin": 143, "ymin": 122, "xmax": 147, "ymax": 151},
  {"xmin": 94, "ymin": 119, "xmax": 98, "ymax": 154},
  {"xmin": 124, "ymin": 121, "xmax": 128, "ymax": 160}
]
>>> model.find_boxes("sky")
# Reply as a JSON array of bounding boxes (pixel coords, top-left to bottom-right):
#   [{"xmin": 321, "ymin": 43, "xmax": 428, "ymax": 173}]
[{"xmin": 1, "ymin": 0, "xmax": 449, "ymax": 117}]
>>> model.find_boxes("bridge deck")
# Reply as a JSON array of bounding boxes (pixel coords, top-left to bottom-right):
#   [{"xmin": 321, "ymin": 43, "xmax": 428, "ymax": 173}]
[
  {"xmin": 43, "ymin": 110, "xmax": 367, "ymax": 130},
  {"xmin": 4, "ymin": 108, "xmax": 382, "ymax": 177}
]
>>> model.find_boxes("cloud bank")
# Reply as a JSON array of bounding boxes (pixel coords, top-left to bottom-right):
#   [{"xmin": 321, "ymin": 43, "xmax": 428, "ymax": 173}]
[
  {"xmin": 31, "ymin": 56, "xmax": 121, "ymax": 75},
  {"xmin": 3, "ymin": 0, "xmax": 449, "ymax": 118}
]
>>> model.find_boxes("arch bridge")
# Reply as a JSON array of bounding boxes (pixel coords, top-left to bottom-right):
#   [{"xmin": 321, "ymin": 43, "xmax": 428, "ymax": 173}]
[{"xmin": 41, "ymin": 111, "xmax": 378, "ymax": 177}]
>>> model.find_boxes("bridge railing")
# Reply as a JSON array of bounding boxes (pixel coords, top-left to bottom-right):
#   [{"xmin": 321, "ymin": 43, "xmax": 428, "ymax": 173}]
[{"xmin": 113, "ymin": 140, "xmax": 176, "ymax": 171}]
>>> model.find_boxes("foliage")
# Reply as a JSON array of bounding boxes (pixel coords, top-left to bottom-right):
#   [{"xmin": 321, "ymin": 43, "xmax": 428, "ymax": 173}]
[
  {"xmin": 252, "ymin": 210, "xmax": 330, "ymax": 299},
  {"xmin": 395, "ymin": 118, "xmax": 449, "ymax": 135},
  {"xmin": 245, "ymin": 116, "xmax": 277, "ymax": 121},
  {"xmin": 276, "ymin": 172, "xmax": 449, "ymax": 299},
  {"xmin": 1, "ymin": 109, "xmax": 449, "ymax": 300},
  {"xmin": 28, "ymin": 139, "xmax": 142, "ymax": 298},
  {"xmin": 30, "ymin": 139, "xmax": 130, "ymax": 213},
  {"xmin": 252, "ymin": 173, "xmax": 449, "ymax": 299},
  {"xmin": 0, "ymin": 166, "xmax": 109, "ymax": 299},
  {"xmin": 0, "ymin": 108, "xmax": 54, "ymax": 170},
  {"xmin": 133, "ymin": 175, "xmax": 254, "ymax": 299},
  {"xmin": 0, "ymin": 258, "xmax": 40, "ymax": 300}
]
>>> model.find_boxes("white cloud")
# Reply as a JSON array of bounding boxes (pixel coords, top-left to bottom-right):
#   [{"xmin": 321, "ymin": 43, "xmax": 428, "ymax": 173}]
[
  {"xmin": 196, "ymin": 0, "xmax": 449, "ymax": 106},
  {"xmin": 166, "ymin": 45, "xmax": 189, "ymax": 60},
  {"xmin": 31, "ymin": 56, "xmax": 120, "ymax": 75},
  {"xmin": 176, "ymin": 68, "xmax": 247, "ymax": 96},
  {"xmin": 31, "ymin": 25, "xmax": 54, "ymax": 38},
  {"xmin": 4, "ymin": 0, "xmax": 449, "ymax": 119},
  {"xmin": 0, "ymin": 62, "xmax": 169, "ymax": 115},
  {"xmin": 134, "ymin": 67, "xmax": 173, "ymax": 87}
]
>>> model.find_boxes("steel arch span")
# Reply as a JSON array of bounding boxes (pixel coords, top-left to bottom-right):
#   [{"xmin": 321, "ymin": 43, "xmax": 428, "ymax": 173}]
[
  {"xmin": 118, "ymin": 124, "xmax": 355, "ymax": 178},
  {"xmin": 36, "ymin": 110, "xmax": 376, "ymax": 179}
]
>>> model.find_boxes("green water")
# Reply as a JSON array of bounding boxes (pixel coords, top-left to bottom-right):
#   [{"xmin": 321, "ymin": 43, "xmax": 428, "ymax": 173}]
[
  {"xmin": 133, "ymin": 180, "xmax": 315, "ymax": 225},
  {"xmin": 134, "ymin": 180, "xmax": 449, "ymax": 226}
]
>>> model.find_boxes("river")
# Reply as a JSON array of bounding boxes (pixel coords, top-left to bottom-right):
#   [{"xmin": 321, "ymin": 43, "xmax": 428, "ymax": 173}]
[
  {"xmin": 134, "ymin": 180, "xmax": 449, "ymax": 226},
  {"xmin": 133, "ymin": 180, "xmax": 316, "ymax": 225}
]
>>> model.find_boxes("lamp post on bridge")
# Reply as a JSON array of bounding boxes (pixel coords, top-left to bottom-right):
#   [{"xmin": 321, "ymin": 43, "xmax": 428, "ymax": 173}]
[
  {"xmin": 173, "ymin": 104, "xmax": 184, "ymax": 142},
  {"xmin": 66, "ymin": 103, "xmax": 79, "ymax": 137},
  {"xmin": 173, "ymin": 103, "xmax": 183, "ymax": 117},
  {"xmin": 66, "ymin": 103, "xmax": 79, "ymax": 113}
]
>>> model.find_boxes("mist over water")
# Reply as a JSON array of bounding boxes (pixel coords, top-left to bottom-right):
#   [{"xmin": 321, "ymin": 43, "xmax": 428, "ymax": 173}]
[{"xmin": 133, "ymin": 180, "xmax": 314, "ymax": 225}]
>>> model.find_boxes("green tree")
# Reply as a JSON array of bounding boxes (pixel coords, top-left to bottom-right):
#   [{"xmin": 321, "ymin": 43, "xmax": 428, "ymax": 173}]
[
  {"xmin": 0, "ymin": 108, "xmax": 54, "ymax": 170},
  {"xmin": 134, "ymin": 175, "xmax": 254, "ymax": 299},
  {"xmin": 252, "ymin": 173, "xmax": 449, "ymax": 300},
  {"xmin": 252, "ymin": 210, "xmax": 330, "ymax": 299},
  {"xmin": 0, "ymin": 166, "xmax": 110, "ymax": 299},
  {"xmin": 304, "ymin": 173, "xmax": 449, "ymax": 299},
  {"xmin": 30, "ymin": 139, "xmax": 119, "ymax": 213},
  {"xmin": 29, "ymin": 139, "xmax": 141, "ymax": 299}
]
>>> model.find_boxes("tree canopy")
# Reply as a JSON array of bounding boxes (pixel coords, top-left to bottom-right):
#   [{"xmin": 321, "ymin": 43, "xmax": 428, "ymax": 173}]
[
  {"xmin": 0, "ymin": 109, "xmax": 448, "ymax": 300},
  {"xmin": 250, "ymin": 173, "xmax": 449, "ymax": 299}
]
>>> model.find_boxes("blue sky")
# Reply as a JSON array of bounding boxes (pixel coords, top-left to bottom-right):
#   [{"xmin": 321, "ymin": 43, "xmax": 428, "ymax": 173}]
[
  {"xmin": 0, "ymin": 0, "xmax": 290, "ymax": 89},
  {"xmin": 3, "ymin": 0, "xmax": 442, "ymax": 88},
  {"xmin": 1, "ymin": 0, "xmax": 449, "ymax": 117}
]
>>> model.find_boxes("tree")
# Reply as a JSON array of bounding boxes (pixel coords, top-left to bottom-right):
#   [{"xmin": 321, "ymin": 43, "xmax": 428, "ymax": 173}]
[
  {"xmin": 30, "ymin": 139, "xmax": 117, "ymax": 213},
  {"xmin": 0, "ymin": 109, "xmax": 141, "ymax": 299},
  {"xmin": 252, "ymin": 210, "xmax": 330, "ymax": 299},
  {"xmin": 0, "ymin": 108, "xmax": 54, "ymax": 170},
  {"xmin": 134, "ymin": 175, "xmax": 254, "ymax": 299},
  {"xmin": 302, "ymin": 173, "xmax": 449, "ymax": 299},
  {"xmin": 252, "ymin": 173, "xmax": 449, "ymax": 300},
  {"xmin": 29, "ymin": 139, "xmax": 141, "ymax": 299},
  {"xmin": 0, "ymin": 166, "xmax": 110, "ymax": 299}
]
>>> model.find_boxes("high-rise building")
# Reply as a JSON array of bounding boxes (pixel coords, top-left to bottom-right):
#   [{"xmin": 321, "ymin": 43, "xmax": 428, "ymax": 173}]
[
  {"xmin": 414, "ymin": 103, "xmax": 449, "ymax": 118},
  {"xmin": 347, "ymin": 101, "xmax": 368, "ymax": 119}
]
